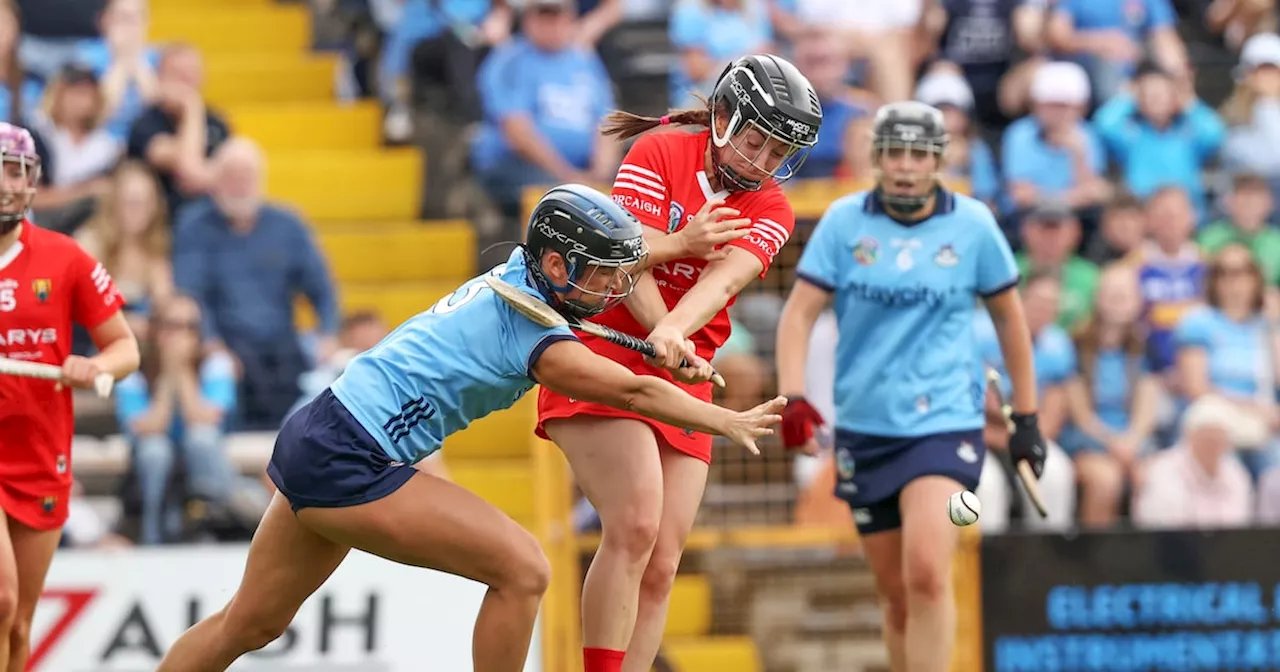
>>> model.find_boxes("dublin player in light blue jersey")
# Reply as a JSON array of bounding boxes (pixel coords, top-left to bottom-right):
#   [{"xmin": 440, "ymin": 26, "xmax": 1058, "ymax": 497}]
[
  {"xmin": 774, "ymin": 102, "xmax": 1046, "ymax": 672},
  {"xmin": 156, "ymin": 184, "xmax": 786, "ymax": 672}
]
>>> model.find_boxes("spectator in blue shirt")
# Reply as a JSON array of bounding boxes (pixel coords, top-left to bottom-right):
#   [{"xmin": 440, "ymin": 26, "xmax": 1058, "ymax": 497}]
[
  {"xmin": 173, "ymin": 138, "xmax": 339, "ymax": 431},
  {"xmin": 669, "ymin": 0, "xmax": 772, "ymax": 108},
  {"xmin": 1175, "ymin": 243, "xmax": 1280, "ymax": 480},
  {"xmin": 1092, "ymin": 61, "xmax": 1225, "ymax": 217},
  {"xmin": 471, "ymin": 0, "xmax": 620, "ymax": 218},
  {"xmin": 1002, "ymin": 61, "xmax": 1110, "ymax": 216},
  {"xmin": 116, "ymin": 293, "xmax": 239, "ymax": 545},
  {"xmin": 1046, "ymin": 0, "xmax": 1189, "ymax": 104},
  {"xmin": 915, "ymin": 68, "xmax": 1002, "ymax": 211},
  {"xmin": 1220, "ymin": 33, "xmax": 1280, "ymax": 193},
  {"xmin": 789, "ymin": 27, "xmax": 871, "ymax": 179},
  {"xmin": 73, "ymin": 0, "xmax": 160, "ymax": 140}
]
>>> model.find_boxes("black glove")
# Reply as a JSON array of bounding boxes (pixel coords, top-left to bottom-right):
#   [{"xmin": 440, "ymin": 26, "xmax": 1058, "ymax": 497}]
[{"xmin": 1008, "ymin": 412, "xmax": 1047, "ymax": 478}]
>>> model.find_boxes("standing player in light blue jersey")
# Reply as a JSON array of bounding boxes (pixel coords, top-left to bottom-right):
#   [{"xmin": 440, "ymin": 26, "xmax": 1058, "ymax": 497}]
[
  {"xmin": 156, "ymin": 184, "xmax": 786, "ymax": 672},
  {"xmin": 774, "ymin": 102, "xmax": 1046, "ymax": 672}
]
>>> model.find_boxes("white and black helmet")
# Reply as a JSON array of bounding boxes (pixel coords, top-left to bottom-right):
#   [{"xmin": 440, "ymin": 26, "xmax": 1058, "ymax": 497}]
[{"xmin": 709, "ymin": 54, "xmax": 823, "ymax": 191}]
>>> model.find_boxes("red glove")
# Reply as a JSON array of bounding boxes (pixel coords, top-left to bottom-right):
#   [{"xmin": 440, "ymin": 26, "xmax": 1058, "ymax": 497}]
[{"xmin": 781, "ymin": 396, "xmax": 825, "ymax": 450}]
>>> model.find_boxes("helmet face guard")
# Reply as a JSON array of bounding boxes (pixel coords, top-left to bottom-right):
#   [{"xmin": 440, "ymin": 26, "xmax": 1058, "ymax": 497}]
[
  {"xmin": 709, "ymin": 58, "xmax": 822, "ymax": 192},
  {"xmin": 522, "ymin": 184, "xmax": 649, "ymax": 319},
  {"xmin": 0, "ymin": 124, "xmax": 40, "ymax": 234},
  {"xmin": 871, "ymin": 104, "xmax": 949, "ymax": 214}
]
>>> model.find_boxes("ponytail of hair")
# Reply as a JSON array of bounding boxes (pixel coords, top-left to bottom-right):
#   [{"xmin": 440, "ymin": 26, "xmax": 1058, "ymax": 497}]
[{"xmin": 599, "ymin": 95, "xmax": 714, "ymax": 141}]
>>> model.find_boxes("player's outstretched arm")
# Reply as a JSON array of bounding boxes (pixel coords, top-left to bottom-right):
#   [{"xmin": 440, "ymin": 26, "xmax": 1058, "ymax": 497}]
[
  {"xmin": 775, "ymin": 278, "xmax": 829, "ymax": 397},
  {"xmin": 533, "ymin": 339, "xmax": 784, "ymax": 454}
]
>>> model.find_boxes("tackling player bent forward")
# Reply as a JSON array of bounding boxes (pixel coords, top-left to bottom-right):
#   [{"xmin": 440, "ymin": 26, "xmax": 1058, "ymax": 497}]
[
  {"xmin": 775, "ymin": 102, "xmax": 1046, "ymax": 672},
  {"xmin": 155, "ymin": 184, "xmax": 786, "ymax": 672},
  {"xmin": 0, "ymin": 122, "xmax": 140, "ymax": 670}
]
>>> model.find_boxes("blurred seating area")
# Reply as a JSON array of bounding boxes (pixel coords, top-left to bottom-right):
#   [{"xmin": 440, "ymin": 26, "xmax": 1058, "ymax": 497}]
[{"xmin": 12, "ymin": 0, "xmax": 1276, "ymax": 669}]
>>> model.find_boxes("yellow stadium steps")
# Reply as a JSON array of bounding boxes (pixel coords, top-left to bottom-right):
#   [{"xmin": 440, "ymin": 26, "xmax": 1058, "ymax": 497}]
[
  {"xmin": 152, "ymin": 0, "xmax": 267, "ymax": 6},
  {"xmin": 266, "ymin": 149, "xmax": 422, "ymax": 222},
  {"xmin": 295, "ymin": 279, "xmax": 458, "ymax": 330},
  {"xmin": 318, "ymin": 221, "xmax": 476, "ymax": 283},
  {"xmin": 226, "ymin": 102, "xmax": 383, "ymax": 153},
  {"xmin": 448, "ymin": 459, "xmax": 536, "ymax": 526},
  {"xmin": 663, "ymin": 637, "xmax": 761, "ymax": 672},
  {"xmin": 665, "ymin": 575, "xmax": 712, "ymax": 638},
  {"xmin": 204, "ymin": 55, "xmax": 339, "ymax": 107},
  {"xmin": 150, "ymin": 7, "xmax": 311, "ymax": 55},
  {"xmin": 443, "ymin": 395, "xmax": 537, "ymax": 460}
]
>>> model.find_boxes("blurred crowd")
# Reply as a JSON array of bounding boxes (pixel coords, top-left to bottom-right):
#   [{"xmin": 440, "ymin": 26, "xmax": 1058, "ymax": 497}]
[{"xmin": 14, "ymin": 0, "xmax": 1280, "ymax": 548}]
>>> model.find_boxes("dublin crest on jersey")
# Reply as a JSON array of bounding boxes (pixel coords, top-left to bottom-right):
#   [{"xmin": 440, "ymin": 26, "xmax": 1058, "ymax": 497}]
[
  {"xmin": 934, "ymin": 244, "xmax": 959, "ymax": 268},
  {"xmin": 32, "ymin": 278, "xmax": 50, "ymax": 302},
  {"xmin": 668, "ymin": 201, "xmax": 685, "ymax": 233}
]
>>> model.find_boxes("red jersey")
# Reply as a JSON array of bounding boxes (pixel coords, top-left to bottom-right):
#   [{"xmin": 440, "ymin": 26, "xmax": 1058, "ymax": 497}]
[
  {"xmin": 603, "ymin": 129, "xmax": 795, "ymax": 355},
  {"xmin": 0, "ymin": 222, "xmax": 124, "ymax": 500}
]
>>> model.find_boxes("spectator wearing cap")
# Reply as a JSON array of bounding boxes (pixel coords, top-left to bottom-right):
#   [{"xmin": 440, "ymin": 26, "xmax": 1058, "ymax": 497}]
[
  {"xmin": 670, "ymin": 0, "xmax": 774, "ymax": 109},
  {"xmin": 919, "ymin": 0, "xmax": 1052, "ymax": 129},
  {"xmin": 73, "ymin": 0, "xmax": 159, "ymax": 141},
  {"xmin": 1045, "ymin": 0, "xmax": 1188, "ymax": 105},
  {"xmin": 1221, "ymin": 33, "xmax": 1280, "ymax": 191},
  {"xmin": 126, "ymin": 43, "xmax": 230, "ymax": 221},
  {"xmin": 1002, "ymin": 61, "xmax": 1110, "ymax": 221},
  {"xmin": 27, "ymin": 63, "xmax": 122, "ymax": 232},
  {"xmin": 1017, "ymin": 199, "xmax": 1100, "ymax": 330},
  {"xmin": 1133, "ymin": 394, "xmax": 1255, "ymax": 530},
  {"xmin": 470, "ymin": 0, "xmax": 619, "ymax": 220},
  {"xmin": 790, "ymin": 27, "xmax": 872, "ymax": 179},
  {"xmin": 1198, "ymin": 172, "xmax": 1280, "ymax": 286},
  {"xmin": 1092, "ymin": 60, "xmax": 1225, "ymax": 217},
  {"xmin": 914, "ymin": 67, "xmax": 1001, "ymax": 211}
]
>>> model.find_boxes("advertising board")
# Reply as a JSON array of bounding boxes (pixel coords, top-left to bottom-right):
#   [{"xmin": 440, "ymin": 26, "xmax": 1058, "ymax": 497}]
[{"xmin": 31, "ymin": 545, "xmax": 542, "ymax": 671}]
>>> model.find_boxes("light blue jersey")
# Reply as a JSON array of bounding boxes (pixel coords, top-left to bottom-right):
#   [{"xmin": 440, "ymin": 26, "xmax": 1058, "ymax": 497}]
[
  {"xmin": 797, "ymin": 189, "xmax": 1019, "ymax": 436},
  {"xmin": 974, "ymin": 310, "xmax": 1077, "ymax": 398},
  {"xmin": 330, "ymin": 250, "xmax": 576, "ymax": 464}
]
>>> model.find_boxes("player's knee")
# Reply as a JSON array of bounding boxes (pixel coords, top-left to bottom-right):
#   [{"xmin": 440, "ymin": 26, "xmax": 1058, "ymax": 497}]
[
  {"xmin": 220, "ymin": 605, "xmax": 292, "ymax": 653},
  {"xmin": 599, "ymin": 503, "xmax": 661, "ymax": 562},
  {"xmin": 501, "ymin": 532, "xmax": 552, "ymax": 598},
  {"xmin": 0, "ymin": 585, "xmax": 17, "ymax": 628},
  {"xmin": 637, "ymin": 550, "xmax": 681, "ymax": 604},
  {"xmin": 902, "ymin": 547, "xmax": 950, "ymax": 604},
  {"xmin": 7, "ymin": 614, "xmax": 31, "ymax": 652}
]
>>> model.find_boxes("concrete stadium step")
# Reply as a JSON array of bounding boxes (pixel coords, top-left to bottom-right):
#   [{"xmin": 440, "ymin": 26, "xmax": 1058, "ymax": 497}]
[
  {"xmin": 296, "ymin": 278, "xmax": 457, "ymax": 329},
  {"xmin": 266, "ymin": 149, "xmax": 422, "ymax": 222},
  {"xmin": 317, "ymin": 220, "xmax": 476, "ymax": 283},
  {"xmin": 663, "ymin": 636, "xmax": 761, "ymax": 672},
  {"xmin": 443, "ymin": 394, "xmax": 537, "ymax": 460},
  {"xmin": 204, "ymin": 54, "xmax": 339, "ymax": 106},
  {"xmin": 226, "ymin": 102, "xmax": 383, "ymax": 153},
  {"xmin": 666, "ymin": 575, "xmax": 712, "ymax": 638},
  {"xmin": 150, "ymin": 7, "xmax": 311, "ymax": 55},
  {"xmin": 447, "ymin": 459, "xmax": 535, "ymax": 527}
]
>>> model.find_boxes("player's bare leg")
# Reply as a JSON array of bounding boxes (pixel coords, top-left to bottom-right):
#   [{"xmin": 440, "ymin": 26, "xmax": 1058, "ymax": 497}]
[
  {"xmin": 156, "ymin": 494, "xmax": 350, "ymax": 671},
  {"xmin": 299, "ymin": 472, "xmax": 550, "ymax": 671},
  {"xmin": 899, "ymin": 476, "xmax": 963, "ymax": 672},
  {"xmin": 861, "ymin": 530, "xmax": 907, "ymax": 671},
  {"xmin": 5, "ymin": 520, "xmax": 61, "ymax": 672},
  {"xmin": 0, "ymin": 509, "xmax": 17, "ymax": 665},
  {"xmin": 622, "ymin": 448, "xmax": 709, "ymax": 672},
  {"xmin": 546, "ymin": 418, "xmax": 664, "ymax": 657}
]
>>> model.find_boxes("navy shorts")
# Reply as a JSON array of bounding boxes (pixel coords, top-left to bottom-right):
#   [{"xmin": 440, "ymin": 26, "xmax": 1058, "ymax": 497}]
[
  {"xmin": 832, "ymin": 428, "xmax": 986, "ymax": 535},
  {"xmin": 267, "ymin": 389, "xmax": 417, "ymax": 512}
]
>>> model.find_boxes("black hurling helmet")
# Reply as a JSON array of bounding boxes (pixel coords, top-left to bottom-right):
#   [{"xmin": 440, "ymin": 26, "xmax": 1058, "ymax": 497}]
[
  {"xmin": 523, "ymin": 184, "xmax": 648, "ymax": 320},
  {"xmin": 708, "ymin": 54, "xmax": 823, "ymax": 192},
  {"xmin": 871, "ymin": 101, "xmax": 949, "ymax": 213}
]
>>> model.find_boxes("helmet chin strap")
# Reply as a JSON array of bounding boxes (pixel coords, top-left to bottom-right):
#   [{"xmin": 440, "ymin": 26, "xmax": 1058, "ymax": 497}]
[{"xmin": 874, "ymin": 170, "xmax": 942, "ymax": 218}]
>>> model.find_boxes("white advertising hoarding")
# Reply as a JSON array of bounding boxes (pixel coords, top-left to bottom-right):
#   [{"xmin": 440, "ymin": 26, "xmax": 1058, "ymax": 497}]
[{"xmin": 30, "ymin": 545, "xmax": 541, "ymax": 671}]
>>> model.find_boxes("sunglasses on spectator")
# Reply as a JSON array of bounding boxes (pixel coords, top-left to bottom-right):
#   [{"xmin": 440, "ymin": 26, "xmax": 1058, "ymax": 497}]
[{"xmin": 1214, "ymin": 263, "xmax": 1257, "ymax": 278}]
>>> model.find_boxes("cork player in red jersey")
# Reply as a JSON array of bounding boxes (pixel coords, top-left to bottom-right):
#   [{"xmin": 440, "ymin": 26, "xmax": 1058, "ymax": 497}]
[
  {"xmin": 535, "ymin": 55, "xmax": 823, "ymax": 672},
  {"xmin": 0, "ymin": 122, "xmax": 139, "ymax": 669}
]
